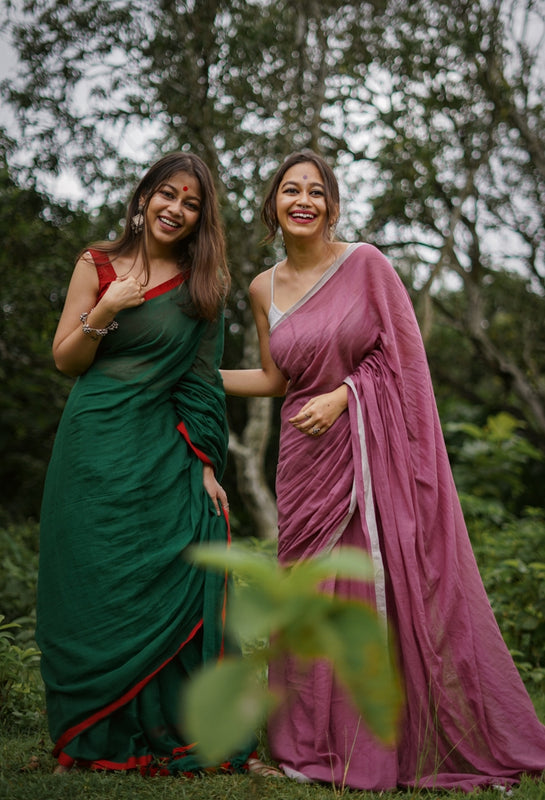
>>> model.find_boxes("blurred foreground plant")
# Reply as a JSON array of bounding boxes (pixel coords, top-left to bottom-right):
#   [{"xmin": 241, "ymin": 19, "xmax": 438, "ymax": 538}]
[{"xmin": 183, "ymin": 544, "xmax": 402, "ymax": 762}]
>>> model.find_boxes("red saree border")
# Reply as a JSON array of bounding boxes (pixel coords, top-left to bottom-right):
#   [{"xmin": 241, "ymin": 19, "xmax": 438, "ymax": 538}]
[
  {"xmin": 176, "ymin": 421, "xmax": 213, "ymax": 466},
  {"xmin": 54, "ymin": 510, "xmax": 232, "ymax": 763},
  {"xmin": 219, "ymin": 504, "xmax": 231, "ymax": 659},
  {"xmin": 144, "ymin": 272, "xmax": 186, "ymax": 300},
  {"xmin": 87, "ymin": 248, "xmax": 187, "ymax": 301},
  {"xmin": 53, "ymin": 618, "xmax": 204, "ymax": 757}
]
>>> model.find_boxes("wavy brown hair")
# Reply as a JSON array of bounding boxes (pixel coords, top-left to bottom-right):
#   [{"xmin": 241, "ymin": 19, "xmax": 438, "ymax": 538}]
[
  {"xmin": 86, "ymin": 152, "xmax": 229, "ymax": 321},
  {"xmin": 261, "ymin": 150, "xmax": 340, "ymax": 244}
]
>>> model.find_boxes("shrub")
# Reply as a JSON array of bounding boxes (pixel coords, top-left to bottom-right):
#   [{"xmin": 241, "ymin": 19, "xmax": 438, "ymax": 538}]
[
  {"xmin": 0, "ymin": 521, "xmax": 39, "ymax": 622},
  {"xmin": 0, "ymin": 521, "xmax": 44, "ymax": 727},
  {"xmin": 0, "ymin": 614, "xmax": 44, "ymax": 729}
]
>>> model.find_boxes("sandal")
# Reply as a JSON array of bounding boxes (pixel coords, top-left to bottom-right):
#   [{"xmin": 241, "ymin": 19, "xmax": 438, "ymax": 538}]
[{"xmin": 246, "ymin": 757, "xmax": 285, "ymax": 778}]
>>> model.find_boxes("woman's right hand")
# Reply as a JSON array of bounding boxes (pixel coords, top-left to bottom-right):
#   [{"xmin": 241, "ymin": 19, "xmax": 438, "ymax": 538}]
[{"xmin": 99, "ymin": 276, "xmax": 145, "ymax": 315}]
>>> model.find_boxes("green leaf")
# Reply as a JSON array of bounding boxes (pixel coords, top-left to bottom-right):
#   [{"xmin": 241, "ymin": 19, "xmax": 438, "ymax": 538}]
[
  {"xmin": 189, "ymin": 543, "xmax": 282, "ymax": 590},
  {"xmin": 283, "ymin": 548, "xmax": 375, "ymax": 592},
  {"xmin": 323, "ymin": 601, "xmax": 403, "ymax": 744},
  {"xmin": 183, "ymin": 657, "xmax": 272, "ymax": 763}
]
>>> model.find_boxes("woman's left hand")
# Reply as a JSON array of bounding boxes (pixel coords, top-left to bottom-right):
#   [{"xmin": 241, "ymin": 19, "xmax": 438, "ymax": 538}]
[
  {"xmin": 203, "ymin": 465, "xmax": 229, "ymax": 516},
  {"xmin": 289, "ymin": 385, "xmax": 348, "ymax": 438}
]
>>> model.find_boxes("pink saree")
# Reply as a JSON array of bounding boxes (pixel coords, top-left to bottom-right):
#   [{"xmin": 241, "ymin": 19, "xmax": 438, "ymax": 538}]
[{"xmin": 267, "ymin": 243, "xmax": 545, "ymax": 791}]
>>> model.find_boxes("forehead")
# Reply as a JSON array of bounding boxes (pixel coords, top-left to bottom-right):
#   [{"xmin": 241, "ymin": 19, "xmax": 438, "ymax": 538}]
[
  {"xmin": 281, "ymin": 162, "xmax": 323, "ymax": 185},
  {"xmin": 163, "ymin": 171, "xmax": 201, "ymax": 196}
]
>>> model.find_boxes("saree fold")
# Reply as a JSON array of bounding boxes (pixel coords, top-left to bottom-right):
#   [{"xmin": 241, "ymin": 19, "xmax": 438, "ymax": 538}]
[
  {"xmin": 267, "ymin": 243, "xmax": 545, "ymax": 791},
  {"xmin": 37, "ymin": 253, "xmax": 252, "ymax": 773}
]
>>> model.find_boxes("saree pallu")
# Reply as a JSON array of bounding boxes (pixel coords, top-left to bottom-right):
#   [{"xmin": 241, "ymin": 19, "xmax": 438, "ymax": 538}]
[
  {"xmin": 267, "ymin": 243, "xmax": 545, "ymax": 791},
  {"xmin": 37, "ymin": 252, "xmax": 252, "ymax": 774}
]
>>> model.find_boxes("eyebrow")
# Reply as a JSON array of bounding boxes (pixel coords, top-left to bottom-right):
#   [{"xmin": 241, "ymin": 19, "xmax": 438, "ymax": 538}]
[
  {"xmin": 281, "ymin": 180, "xmax": 324, "ymax": 189},
  {"xmin": 162, "ymin": 182, "xmax": 201, "ymax": 202}
]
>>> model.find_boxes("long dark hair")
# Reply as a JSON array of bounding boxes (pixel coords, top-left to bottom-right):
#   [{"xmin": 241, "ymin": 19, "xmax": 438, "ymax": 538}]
[
  {"xmin": 261, "ymin": 150, "xmax": 340, "ymax": 244},
  {"xmin": 87, "ymin": 152, "xmax": 229, "ymax": 321}
]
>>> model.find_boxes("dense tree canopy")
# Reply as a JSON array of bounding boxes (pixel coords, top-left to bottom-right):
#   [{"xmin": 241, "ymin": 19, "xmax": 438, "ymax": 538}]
[
  {"xmin": 0, "ymin": 132, "xmax": 124, "ymax": 520},
  {"xmin": 1, "ymin": 0, "xmax": 544, "ymax": 529}
]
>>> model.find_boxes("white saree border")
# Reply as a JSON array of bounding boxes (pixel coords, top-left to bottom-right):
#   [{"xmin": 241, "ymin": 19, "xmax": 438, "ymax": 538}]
[{"xmin": 342, "ymin": 377, "xmax": 388, "ymax": 627}]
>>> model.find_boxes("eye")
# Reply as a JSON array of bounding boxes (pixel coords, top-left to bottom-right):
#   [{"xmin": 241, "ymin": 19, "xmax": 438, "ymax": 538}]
[
  {"xmin": 159, "ymin": 188, "xmax": 175, "ymax": 199},
  {"xmin": 185, "ymin": 201, "xmax": 200, "ymax": 212}
]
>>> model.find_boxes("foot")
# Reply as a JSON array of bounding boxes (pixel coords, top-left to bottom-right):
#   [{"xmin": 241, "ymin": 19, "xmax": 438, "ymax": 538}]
[
  {"xmin": 53, "ymin": 764, "xmax": 72, "ymax": 774},
  {"xmin": 246, "ymin": 757, "xmax": 284, "ymax": 778}
]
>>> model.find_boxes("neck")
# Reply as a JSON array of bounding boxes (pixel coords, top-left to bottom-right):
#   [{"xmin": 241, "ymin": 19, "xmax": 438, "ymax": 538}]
[
  {"xmin": 284, "ymin": 236, "xmax": 336, "ymax": 273},
  {"xmin": 147, "ymin": 241, "xmax": 179, "ymax": 265}
]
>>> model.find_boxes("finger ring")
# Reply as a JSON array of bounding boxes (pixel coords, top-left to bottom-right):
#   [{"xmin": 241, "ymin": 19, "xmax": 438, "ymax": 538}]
[{"xmin": 311, "ymin": 426, "xmax": 321, "ymax": 435}]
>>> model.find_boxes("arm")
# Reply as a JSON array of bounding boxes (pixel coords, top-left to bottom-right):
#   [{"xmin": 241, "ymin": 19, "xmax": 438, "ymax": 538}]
[
  {"xmin": 52, "ymin": 253, "xmax": 144, "ymax": 377},
  {"xmin": 220, "ymin": 271, "xmax": 288, "ymax": 397},
  {"xmin": 203, "ymin": 463, "xmax": 229, "ymax": 516}
]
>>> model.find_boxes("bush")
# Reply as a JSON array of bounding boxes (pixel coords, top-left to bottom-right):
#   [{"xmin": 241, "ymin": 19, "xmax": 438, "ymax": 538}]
[
  {"xmin": 0, "ymin": 521, "xmax": 44, "ymax": 727},
  {"xmin": 0, "ymin": 521, "xmax": 39, "ymax": 623},
  {"xmin": 0, "ymin": 614, "xmax": 44, "ymax": 729}
]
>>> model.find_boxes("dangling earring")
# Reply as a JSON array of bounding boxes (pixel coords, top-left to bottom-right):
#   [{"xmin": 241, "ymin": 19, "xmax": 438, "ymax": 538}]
[{"xmin": 130, "ymin": 206, "xmax": 145, "ymax": 234}]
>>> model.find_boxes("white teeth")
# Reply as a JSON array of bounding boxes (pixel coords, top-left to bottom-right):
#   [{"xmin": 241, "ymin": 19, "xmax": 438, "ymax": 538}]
[
  {"xmin": 291, "ymin": 213, "xmax": 315, "ymax": 220},
  {"xmin": 159, "ymin": 217, "xmax": 179, "ymax": 228}
]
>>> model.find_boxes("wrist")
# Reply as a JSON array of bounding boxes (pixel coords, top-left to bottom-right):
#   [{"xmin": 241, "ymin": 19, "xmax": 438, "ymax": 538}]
[
  {"xmin": 80, "ymin": 308, "xmax": 118, "ymax": 340},
  {"xmin": 334, "ymin": 384, "xmax": 348, "ymax": 410}
]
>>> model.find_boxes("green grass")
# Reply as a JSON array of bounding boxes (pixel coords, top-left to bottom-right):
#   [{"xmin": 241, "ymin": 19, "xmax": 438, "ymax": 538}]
[{"xmin": 2, "ymin": 689, "xmax": 545, "ymax": 800}]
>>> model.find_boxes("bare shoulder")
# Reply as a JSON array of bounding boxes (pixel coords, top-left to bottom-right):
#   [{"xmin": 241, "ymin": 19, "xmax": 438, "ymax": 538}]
[
  {"xmin": 76, "ymin": 250, "xmax": 99, "ymax": 271},
  {"xmin": 249, "ymin": 265, "xmax": 275, "ymax": 301},
  {"xmin": 68, "ymin": 251, "xmax": 101, "ymax": 291}
]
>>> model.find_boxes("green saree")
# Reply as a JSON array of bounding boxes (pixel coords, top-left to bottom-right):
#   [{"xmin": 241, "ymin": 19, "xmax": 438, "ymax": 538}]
[{"xmin": 37, "ymin": 252, "xmax": 252, "ymax": 774}]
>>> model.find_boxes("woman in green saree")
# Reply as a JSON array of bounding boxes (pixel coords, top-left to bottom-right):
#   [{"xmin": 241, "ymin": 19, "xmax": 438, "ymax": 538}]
[{"xmin": 37, "ymin": 152, "xmax": 260, "ymax": 775}]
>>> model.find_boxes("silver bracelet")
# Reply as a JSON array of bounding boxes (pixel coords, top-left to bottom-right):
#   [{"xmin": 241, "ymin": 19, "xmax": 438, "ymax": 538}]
[{"xmin": 80, "ymin": 309, "xmax": 119, "ymax": 340}]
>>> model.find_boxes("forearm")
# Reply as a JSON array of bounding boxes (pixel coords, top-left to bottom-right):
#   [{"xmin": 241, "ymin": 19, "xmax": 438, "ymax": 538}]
[
  {"xmin": 53, "ymin": 301, "xmax": 118, "ymax": 377},
  {"xmin": 220, "ymin": 368, "xmax": 287, "ymax": 397}
]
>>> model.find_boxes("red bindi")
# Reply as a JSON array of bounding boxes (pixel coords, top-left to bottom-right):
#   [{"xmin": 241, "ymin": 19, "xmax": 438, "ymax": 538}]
[{"xmin": 182, "ymin": 186, "xmax": 188, "ymax": 192}]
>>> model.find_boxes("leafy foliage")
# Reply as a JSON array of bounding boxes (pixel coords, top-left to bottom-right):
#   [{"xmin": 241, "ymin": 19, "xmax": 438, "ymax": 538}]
[
  {"xmin": 0, "ymin": 615, "xmax": 43, "ymax": 730},
  {"xmin": 0, "ymin": 521, "xmax": 44, "ymax": 729},
  {"xmin": 0, "ymin": 522, "xmax": 39, "ymax": 623},
  {"xmin": 446, "ymin": 412, "xmax": 543, "ymax": 511},
  {"xmin": 0, "ymin": 146, "xmax": 123, "ymax": 520},
  {"xmin": 184, "ymin": 544, "xmax": 402, "ymax": 762}
]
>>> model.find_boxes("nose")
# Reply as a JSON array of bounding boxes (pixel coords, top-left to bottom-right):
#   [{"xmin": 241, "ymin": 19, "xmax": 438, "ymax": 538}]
[{"xmin": 168, "ymin": 198, "xmax": 185, "ymax": 217}]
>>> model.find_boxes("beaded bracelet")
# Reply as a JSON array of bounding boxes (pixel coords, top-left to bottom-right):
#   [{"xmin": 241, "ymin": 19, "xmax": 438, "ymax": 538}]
[{"xmin": 80, "ymin": 310, "xmax": 119, "ymax": 340}]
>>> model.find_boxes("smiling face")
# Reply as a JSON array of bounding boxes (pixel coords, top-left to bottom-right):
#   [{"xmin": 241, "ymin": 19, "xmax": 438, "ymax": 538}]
[
  {"xmin": 145, "ymin": 171, "xmax": 202, "ymax": 251},
  {"xmin": 275, "ymin": 162, "xmax": 330, "ymax": 242}
]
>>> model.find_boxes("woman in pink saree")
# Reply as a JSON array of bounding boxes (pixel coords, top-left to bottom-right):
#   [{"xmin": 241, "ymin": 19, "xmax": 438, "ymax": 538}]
[{"xmin": 221, "ymin": 151, "xmax": 545, "ymax": 792}]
